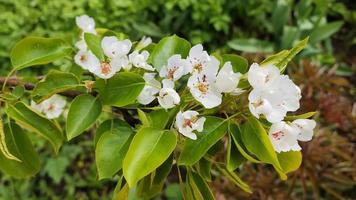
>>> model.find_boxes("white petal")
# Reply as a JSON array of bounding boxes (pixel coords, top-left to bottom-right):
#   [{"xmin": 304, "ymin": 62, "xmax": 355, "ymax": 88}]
[
  {"xmin": 194, "ymin": 117, "xmax": 206, "ymax": 132},
  {"xmin": 248, "ymin": 63, "xmax": 280, "ymax": 89},
  {"xmin": 74, "ymin": 50, "xmax": 100, "ymax": 70},
  {"xmin": 292, "ymin": 119, "xmax": 316, "ymax": 141},
  {"xmin": 162, "ymin": 79, "xmax": 174, "ymax": 89},
  {"xmin": 31, "ymin": 101, "xmax": 43, "ymax": 113},
  {"xmin": 76, "ymin": 15, "xmax": 96, "ymax": 33},
  {"xmin": 268, "ymin": 122, "xmax": 299, "ymax": 152},
  {"xmin": 158, "ymin": 88, "xmax": 180, "ymax": 109},
  {"xmin": 216, "ymin": 61, "xmax": 242, "ymax": 93}
]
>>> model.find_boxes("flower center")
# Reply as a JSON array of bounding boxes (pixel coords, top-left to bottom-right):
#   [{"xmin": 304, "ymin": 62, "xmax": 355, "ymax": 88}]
[
  {"xmin": 182, "ymin": 117, "xmax": 198, "ymax": 128},
  {"xmin": 252, "ymin": 99, "xmax": 263, "ymax": 108},
  {"xmin": 194, "ymin": 63, "xmax": 203, "ymax": 73},
  {"xmin": 272, "ymin": 131, "xmax": 284, "ymax": 140},
  {"xmin": 197, "ymin": 83, "xmax": 208, "ymax": 93},
  {"xmin": 167, "ymin": 67, "xmax": 178, "ymax": 79},
  {"xmin": 101, "ymin": 62, "xmax": 112, "ymax": 76},
  {"xmin": 47, "ymin": 104, "xmax": 55, "ymax": 111},
  {"xmin": 80, "ymin": 54, "xmax": 87, "ymax": 62}
]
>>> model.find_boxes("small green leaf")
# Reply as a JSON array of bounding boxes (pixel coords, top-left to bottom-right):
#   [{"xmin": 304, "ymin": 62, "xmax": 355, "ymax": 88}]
[
  {"xmin": 0, "ymin": 122, "xmax": 40, "ymax": 178},
  {"xmin": 187, "ymin": 171, "xmax": 215, "ymax": 200},
  {"xmin": 123, "ymin": 127, "xmax": 177, "ymax": 187},
  {"xmin": 96, "ymin": 129, "xmax": 133, "ymax": 180},
  {"xmin": 285, "ymin": 112, "xmax": 316, "ymax": 121},
  {"xmin": 32, "ymin": 70, "xmax": 80, "ymax": 102},
  {"xmin": 0, "ymin": 119, "xmax": 21, "ymax": 161},
  {"xmin": 150, "ymin": 35, "xmax": 191, "ymax": 71},
  {"xmin": 222, "ymin": 54, "xmax": 248, "ymax": 73},
  {"xmin": 240, "ymin": 117, "xmax": 286, "ymax": 179},
  {"xmin": 137, "ymin": 109, "xmax": 150, "ymax": 127},
  {"xmin": 227, "ymin": 38, "xmax": 274, "ymax": 53},
  {"xmin": 84, "ymin": 33, "xmax": 104, "ymax": 61},
  {"xmin": 216, "ymin": 164, "xmax": 252, "ymax": 193},
  {"xmin": 310, "ymin": 21, "xmax": 344, "ymax": 44},
  {"xmin": 10, "ymin": 37, "xmax": 72, "ymax": 70},
  {"xmin": 66, "ymin": 94, "xmax": 102, "ymax": 140},
  {"xmin": 226, "ymin": 134, "xmax": 246, "ymax": 172},
  {"xmin": 178, "ymin": 117, "xmax": 228, "ymax": 166},
  {"xmin": 95, "ymin": 72, "xmax": 145, "ymax": 107},
  {"xmin": 277, "ymin": 151, "xmax": 302, "ymax": 174},
  {"xmin": 94, "ymin": 119, "xmax": 133, "ymax": 147},
  {"xmin": 6, "ymin": 102, "xmax": 63, "ymax": 153},
  {"xmin": 197, "ymin": 158, "xmax": 212, "ymax": 181}
]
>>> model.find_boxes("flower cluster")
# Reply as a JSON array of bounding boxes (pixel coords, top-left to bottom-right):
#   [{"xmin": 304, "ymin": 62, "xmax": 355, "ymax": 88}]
[
  {"xmin": 31, "ymin": 95, "xmax": 66, "ymax": 119},
  {"xmin": 72, "ymin": 15, "xmax": 316, "ymax": 151}
]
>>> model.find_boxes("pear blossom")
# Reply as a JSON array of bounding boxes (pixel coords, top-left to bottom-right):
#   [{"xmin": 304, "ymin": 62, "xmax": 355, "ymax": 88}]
[
  {"xmin": 137, "ymin": 73, "xmax": 161, "ymax": 105},
  {"xmin": 76, "ymin": 15, "xmax": 96, "ymax": 34},
  {"xmin": 268, "ymin": 121, "xmax": 301, "ymax": 153},
  {"xmin": 75, "ymin": 39, "xmax": 87, "ymax": 51},
  {"xmin": 101, "ymin": 36, "xmax": 132, "ymax": 58},
  {"xmin": 215, "ymin": 62, "xmax": 242, "ymax": 94},
  {"xmin": 158, "ymin": 80, "xmax": 180, "ymax": 109},
  {"xmin": 136, "ymin": 36, "xmax": 152, "ymax": 50},
  {"xmin": 248, "ymin": 63, "xmax": 280, "ymax": 89},
  {"xmin": 188, "ymin": 73, "xmax": 222, "ymax": 108},
  {"xmin": 175, "ymin": 111, "xmax": 206, "ymax": 140},
  {"xmin": 187, "ymin": 44, "xmax": 219, "ymax": 77},
  {"xmin": 291, "ymin": 119, "xmax": 316, "ymax": 141},
  {"xmin": 159, "ymin": 54, "xmax": 191, "ymax": 81},
  {"xmin": 31, "ymin": 95, "xmax": 66, "ymax": 119},
  {"xmin": 74, "ymin": 50, "xmax": 100, "ymax": 70},
  {"xmin": 129, "ymin": 50, "xmax": 154, "ymax": 71}
]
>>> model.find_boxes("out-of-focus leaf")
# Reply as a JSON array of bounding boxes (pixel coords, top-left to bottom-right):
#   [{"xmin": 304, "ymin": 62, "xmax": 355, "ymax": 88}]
[
  {"xmin": 222, "ymin": 54, "xmax": 248, "ymax": 73},
  {"xmin": 227, "ymin": 38, "xmax": 274, "ymax": 53},
  {"xmin": 310, "ymin": 21, "xmax": 344, "ymax": 44}
]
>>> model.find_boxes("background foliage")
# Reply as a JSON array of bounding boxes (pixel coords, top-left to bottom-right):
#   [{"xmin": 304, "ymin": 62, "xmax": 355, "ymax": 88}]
[{"xmin": 0, "ymin": 0, "xmax": 355, "ymax": 199}]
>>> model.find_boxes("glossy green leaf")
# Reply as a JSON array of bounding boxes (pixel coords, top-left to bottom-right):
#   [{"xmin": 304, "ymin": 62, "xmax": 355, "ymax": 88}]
[
  {"xmin": 66, "ymin": 94, "xmax": 102, "ymax": 140},
  {"xmin": 226, "ymin": 134, "xmax": 246, "ymax": 172},
  {"xmin": 123, "ymin": 127, "xmax": 177, "ymax": 187},
  {"xmin": 147, "ymin": 109, "xmax": 172, "ymax": 129},
  {"xmin": 197, "ymin": 158, "xmax": 212, "ymax": 181},
  {"xmin": 222, "ymin": 54, "xmax": 248, "ymax": 73},
  {"xmin": 10, "ymin": 37, "xmax": 72, "ymax": 70},
  {"xmin": 0, "ymin": 119, "xmax": 21, "ymax": 161},
  {"xmin": 94, "ymin": 119, "xmax": 133, "ymax": 147},
  {"xmin": 32, "ymin": 70, "xmax": 80, "ymax": 102},
  {"xmin": 0, "ymin": 122, "xmax": 40, "ymax": 178},
  {"xmin": 280, "ymin": 26, "xmax": 300, "ymax": 49},
  {"xmin": 187, "ymin": 171, "xmax": 215, "ymax": 200},
  {"xmin": 150, "ymin": 35, "xmax": 191, "ymax": 71},
  {"xmin": 217, "ymin": 164, "xmax": 252, "ymax": 193},
  {"xmin": 96, "ymin": 129, "xmax": 133, "ymax": 180},
  {"xmin": 6, "ymin": 102, "xmax": 63, "ymax": 153},
  {"xmin": 310, "ymin": 21, "xmax": 344, "ymax": 44},
  {"xmin": 229, "ymin": 123, "xmax": 261, "ymax": 163},
  {"xmin": 137, "ymin": 109, "xmax": 150, "ymax": 127},
  {"xmin": 178, "ymin": 117, "xmax": 228, "ymax": 166},
  {"xmin": 227, "ymin": 38, "xmax": 274, "ymax": 53},
  {"xmin": 277, "ymin": 151, "xmax": 302, "ymax": 174},
  {"xmin": 84, "ymin": 33, "xmax": 104, "ymax": 61},
  {"xmin": 95, "ymin": 72, "xmax": 145, "ymax": 107},
  {"xmin": 240, "ymin": 117, "xmax": 286, "ymax": 179}
]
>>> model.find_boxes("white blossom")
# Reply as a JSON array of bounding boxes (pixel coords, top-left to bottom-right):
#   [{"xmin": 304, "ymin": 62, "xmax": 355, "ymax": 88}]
[
  {"xmin": 101, "ymin": 36, "xmax": 132, "ymax": 58},
  {"xmin": 136, "ymin": 36, "xmax": 152, "ymax": 50},
  {"xmin": 137, "ymin": 73, "xmax": 161, "ymax": 105},
  {"xmin": 175, "ymin": 110, "xmax": 206, "ymax": 140},
  {"xmin": 75, "ymin": 15, "xmax": 96, "ymax": 34},
  {"xmin": 268, "ymin": 121, "xmax": 301, "ymax": 153},
  {"xmin": 215, "ymin": 61, "xmax": 242, "ymax": 94},
  {"xmin": 188, "ymin": 73, "xmax": 222, "ymax": 109},
  {"xmin": 291, "ymin": 119, "xmax": 316, "ymax": 141},
  {"xmin": 159, "ymin": 54, "xmax": 191, "ymax": 81},
  {"xmin": 75, "ymin": 39, "xmax": 87, "ymax": 51},
  {"xmin": 157, "ymin": 80, "xmax": 180, "ymax": 109},
  {"xmin": 31, "ymin": 95, "xmax": 66, "ymax": 119},
  {"xmin": 74, "ymin": 50, "xmax": 100, "ymax": 70},
  {"xmin": 129, "ymin": 50, "xmax": 154, "ymax": 71},
  {"xmin": 187, "ymin": 44, "xmax": 219, "ymax": 77},
  {"xmin": 248, "ymin": 63, "xmax": 280, "ymax": 89}
]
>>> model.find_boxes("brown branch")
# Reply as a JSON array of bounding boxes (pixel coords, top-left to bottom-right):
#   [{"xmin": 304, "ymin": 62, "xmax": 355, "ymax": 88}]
[{"xmin": 0, "ymin": 76, "xmax": 82, "ymax": 98}]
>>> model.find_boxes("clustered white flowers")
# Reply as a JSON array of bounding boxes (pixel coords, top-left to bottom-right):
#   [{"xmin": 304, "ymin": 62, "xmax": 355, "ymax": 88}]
[
  {"xmin": 72, "ymin": 15, "xmax": 316, "ymax": 152},
  {"xmin": 31, "ymin": 95, "xmax": 66, "ymax": 119}
]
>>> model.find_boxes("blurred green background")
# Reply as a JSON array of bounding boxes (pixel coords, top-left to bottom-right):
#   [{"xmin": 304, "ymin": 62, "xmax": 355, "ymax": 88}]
[{"xmin": 0, "ymin": 0, "xmax": 355, "ymax": 199}]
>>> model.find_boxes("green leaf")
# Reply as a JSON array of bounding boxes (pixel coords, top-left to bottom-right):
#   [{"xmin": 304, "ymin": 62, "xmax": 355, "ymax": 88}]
[
  {"xmin": 222, "ymin": 54, "xmax": 248, "ymax": 73},
  {"xmin": 95, "ymin": 72, "xmax": 145, "ymax": 107},
  {"xmin": 84, "ymin": 33, "xmax": 104, "ymax": 61},
  {"xmin": 285, "ymin": 112, "xmax": 316, "ymax": 121},
  {"xmin": 137, "ymin": 109, "xmax": 150, "ymax": 127},
  {"xmin": 262, "ymin": 37, "xmax": 309, "ymax": 71},
  {"xmin": 229, "ymin": 123, "xmax": 261, "ymax": 163},
  {"xmin": 0, "ymin": 122, "xmax": 40, "ymax": 178},
  {"xmin": 10, "ymin": 37, "xmax": 72, "ymax": 70},
  {"xmin": 150, "ymin": 35, "xmax": 191, "ymax": 71},
  {"xmin": 32, "ymin": 70, "xmax": 80, "ymax": 102},
  {"xmin": 271, "ymin": 1, "xmax": 291, "ymax": 34},
  {"xmin": 136, "ymin": 156, "xmax": 173, "ymax": 198},
  {"xmin": 187, "ymin": 171, "xmax": 215, "ymax": 200},
  {"xmin": 240, "ymin": 117, "xmax": 286, "ymax": 179},
  {"xmin": 226, "ymin": 134, "xmax": 246, "ymax": 172},
  {"xmin": 280, "ymin": 26, "xmax": 300, "ymax": 49},
  {"xmin": 123, "ymin": 127, "xmax": 177, "ymax": 187},
  {"xmin": 66, "ymin": 94, "xmax": 102, "ymax": 140},
  {"xmin": 6, "ymin": 102, "xmax": 63, "ymax": 153},
  {"xmin": 96, "ymin": 129, "xmax": 133, "ymax": 180},
  {"xmin": 178, "ymin": 117, "xmax": 228, "ymax": 166},
  {"xmin": 197, "ymin": 158, "xmax": 212, "ymax": 181},
  {"xmin": 227, "ymin": 38, "xmax": 274, "ymax": 53},
  {"xmin": 310, "ymin": 21, "xmax": 344, "ymax": 44},
  {"xmin": 216, "ymin": 164, "xmax": 252, "ymax": 193},
  {"xmin": 94, "ymin": 119, "xmax": 133, "ymax": 147},
  {"xmin": 0, "ymin": 119, "xmax": 21, "ymax": 161},
  {"xmin": 147, "ymin": 109, "xmax": 174, "ymax": 129},
  {"xmin": 277, "ymin": 151, "xmax": 302, "ymax": 174}
]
